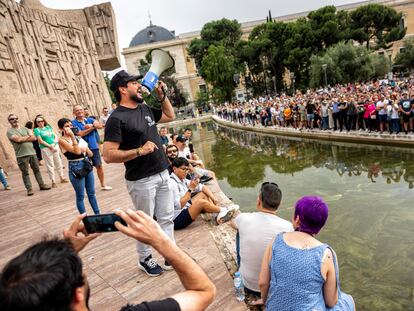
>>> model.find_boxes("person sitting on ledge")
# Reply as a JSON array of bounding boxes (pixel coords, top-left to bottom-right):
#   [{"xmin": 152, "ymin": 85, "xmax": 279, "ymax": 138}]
[
  {"xmin": 165, "ymin": 144, "xmax": 213, "ymax": 184},
  {"xmin": 259, "ymin": 196, "xmax": 355, "ymax": 311},
  {"xmin": 230, "ymin": 182, "xmax": 293, "ymax": 304},
  {"xmin": 0, "ymin": 211, "xmax": 216, "ymax": 311},
  {"xmin": 166, "ymin": 144, "xmax": 179, "ymax": 174},
  {"xmin": 169, "ymin": 157, "xmax": 238, "ymax": 230}
]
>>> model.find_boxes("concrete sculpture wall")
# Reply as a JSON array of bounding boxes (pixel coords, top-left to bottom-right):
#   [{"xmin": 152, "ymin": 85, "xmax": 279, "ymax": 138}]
[{"xmin": 0, "ymin": 0, "xmax": 120, "ymax": 168}]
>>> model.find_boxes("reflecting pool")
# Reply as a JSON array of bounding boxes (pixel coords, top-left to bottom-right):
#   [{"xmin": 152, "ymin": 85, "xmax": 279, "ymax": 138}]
[{"xmin": 176, "ymin": 121, "xmax": 414, "ymax": 311}]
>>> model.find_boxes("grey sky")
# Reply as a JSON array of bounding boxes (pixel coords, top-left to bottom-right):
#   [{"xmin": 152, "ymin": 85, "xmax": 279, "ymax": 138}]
[{"xmin": 37, "ymin": 0, "xmax": 364, "ymax": 71}]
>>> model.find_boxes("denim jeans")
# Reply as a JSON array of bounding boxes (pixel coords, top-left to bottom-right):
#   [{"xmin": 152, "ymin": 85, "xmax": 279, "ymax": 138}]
[
  {"xmin": 68, "ymin": 160, "xmax": 100, "ymax": 215},
  {"xmin": 0, "ymin": 168, "xmax": 8, "ymax": 188},
  {"xmin": 126, "ymin": 169, "xmax": 174, "ymax": 261},
  {"xmin": 390, "ymin": 118, "xmax": 400, "ymax": 133},
  {"xmin": 322, "ymin": 116, "xmax": 329, "ymax": 130}
]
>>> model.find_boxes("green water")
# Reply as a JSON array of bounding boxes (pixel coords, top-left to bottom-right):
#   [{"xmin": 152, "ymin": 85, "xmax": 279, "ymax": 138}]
[{"xmin": 175, "ymin": 121, "xmax": 414, "ymax": 311}]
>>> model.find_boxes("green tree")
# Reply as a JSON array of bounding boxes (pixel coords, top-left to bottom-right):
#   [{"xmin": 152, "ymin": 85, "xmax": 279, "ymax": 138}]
[
  {"xmin": 235, "ymin": 39, "xmax": 267, "ymax": 95},
  {"xmin": 394, "ymin": 40, "xmax": 414, "ymax": 71},
  {"xmin": 188, "ymin": 18, "xmax": 242, "ymax": 78},
  {"xmin": 137, "ymin": 56, "xmax": 188, "ymax": 109},
  {"xmin": 307, "ymin": 5, "xmax": 350, "ymax": 51},
  {"xmin": 309, "ymin": 41, "xmax": 390, "ymax": 87},
  {"xmin": 103, "ymin": 72, "xmax": 116, "ymax": 103},
  {"xmin": 248, "ymin": 21, "xmax": 292, "ymax": 94},
  {"xmin": 284, "ymin": 18, "xmax": 317, "ymax": 90},
  {"xmin": 195, "ymin": 90, "xmax": 210, "ymax": 108},
  {"xmin": 349, "ymin": 4, "xmax": 406, "ymax": 49},
  {"xmin": 201, "ymin": 45, "xmax": 237, "ymax": 102}
]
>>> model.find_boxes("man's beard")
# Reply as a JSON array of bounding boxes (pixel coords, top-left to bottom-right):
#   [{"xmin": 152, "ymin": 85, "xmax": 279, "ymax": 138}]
[
  {"xmin": 130, "ymin": 93, "xmax": 144, "ymax": 103},
  {"xmin": 168, "ymin": 155, "xmax": 177, "ymax": 163}
]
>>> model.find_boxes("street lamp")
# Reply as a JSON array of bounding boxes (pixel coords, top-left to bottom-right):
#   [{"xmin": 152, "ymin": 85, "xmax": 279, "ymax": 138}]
[
  {"xmin": 272, "ymin": 76, "xmax": 277, "ymax": 95},
  {"xmin": 322, "ymin": 64, "xmax": 328, "ymax": 87},
  {"xmin": 290, "ymin": 71, "xmax": 295, "ymax": 94},
  {"xmin": 386, "ymin": 50, "xmax": 393, "ymax": 80}
]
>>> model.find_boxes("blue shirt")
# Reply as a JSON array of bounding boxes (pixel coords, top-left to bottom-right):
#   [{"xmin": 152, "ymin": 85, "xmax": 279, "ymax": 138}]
[
  {"xmin": 72, "ymin": 118, "xmax": 99, "ymax": 150},
  {"xmin": 332, "ymin": 102, "xmax": 339, "ymax": 113}
]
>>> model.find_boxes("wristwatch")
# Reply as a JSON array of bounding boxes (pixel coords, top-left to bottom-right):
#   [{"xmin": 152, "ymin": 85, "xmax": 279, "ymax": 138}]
[{"xmin": 136, "ymin": 147, "xmax": 143, "ymax": 157}]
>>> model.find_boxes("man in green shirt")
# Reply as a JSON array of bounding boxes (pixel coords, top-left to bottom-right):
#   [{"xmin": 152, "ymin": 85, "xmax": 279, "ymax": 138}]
[{"xmin": 6, "ymin": 114, "xmax": 51, "ymax": 196}]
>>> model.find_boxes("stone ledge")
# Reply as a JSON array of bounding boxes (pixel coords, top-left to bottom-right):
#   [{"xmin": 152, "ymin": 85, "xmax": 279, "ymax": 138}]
[
  {"xmin": 159, "ymin": 114, "xmax": 213, "ymax": 128},
  {"xmin": 212, "ymin": 116, "xmax": 414, "ymax": 148}
]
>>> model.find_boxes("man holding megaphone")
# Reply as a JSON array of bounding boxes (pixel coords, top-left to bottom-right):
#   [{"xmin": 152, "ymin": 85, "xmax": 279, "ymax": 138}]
[{"xmin": 103, "ymin": 65, "xmax": 176, "ymax": 277}]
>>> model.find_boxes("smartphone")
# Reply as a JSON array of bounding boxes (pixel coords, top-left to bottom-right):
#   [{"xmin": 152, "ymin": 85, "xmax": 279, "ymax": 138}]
[
  {"xmin": 82, "ymin": 213, "xmax": 126, "ymax": 233},
  {"xmin": 70, "ymin": 127, "xmax": 79, "ymax": 135}
]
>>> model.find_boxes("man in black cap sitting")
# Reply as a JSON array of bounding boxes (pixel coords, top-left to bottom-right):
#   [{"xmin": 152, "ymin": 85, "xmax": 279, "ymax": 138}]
[{"xmin": 103, "ymin": 70, "xmax": 176, "ymax": 277}]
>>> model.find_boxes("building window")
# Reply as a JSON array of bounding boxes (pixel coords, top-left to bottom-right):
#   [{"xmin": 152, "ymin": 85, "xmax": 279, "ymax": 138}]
[
  {"xmin": 199, "ymin": 84, "xmax": 207, "ymax": 93},
  {"xmin": 148, "ymin": 30, "xmax": 155, "ymax": 43},
  {"xmin": 400, "ymin": 17, "xmax": 405, "ymax": 30},
  {"xmin": 378, "ymin": 51, "xmax": 384, "ymax": 56},
  {"xmin": 400, "ymin": 47, "xmax": 406, "ymax": 53}
]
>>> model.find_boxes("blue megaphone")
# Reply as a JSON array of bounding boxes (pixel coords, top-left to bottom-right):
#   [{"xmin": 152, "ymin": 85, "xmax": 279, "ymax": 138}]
[{"xmin": 141, "ymin": 49, "xmax": 175, "ymax": 92}]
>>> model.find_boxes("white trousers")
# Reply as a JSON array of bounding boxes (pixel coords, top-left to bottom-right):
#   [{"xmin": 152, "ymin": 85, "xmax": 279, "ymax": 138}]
[
  {"xmin": 126, "ymin": 169, "xmax": 175, "ymax": 261},
  {"xmin": 41, "ymin": 146, "xmax": 64, "ymax": 183}
]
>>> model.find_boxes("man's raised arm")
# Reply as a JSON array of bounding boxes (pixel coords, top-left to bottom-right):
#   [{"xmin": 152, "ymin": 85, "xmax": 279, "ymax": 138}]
[
  {"xmin": 115, "ymin": 209, "xmax": 216, "ymax": 311},
  {"xmin": 156, "ymin": 81, "xmax": 175, "ymax": 123}
]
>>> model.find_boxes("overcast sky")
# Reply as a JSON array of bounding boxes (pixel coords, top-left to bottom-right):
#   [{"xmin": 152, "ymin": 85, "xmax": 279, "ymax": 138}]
[{"xmin": 35, "ymin": 0, "xmax": 364, "ymax": 71}]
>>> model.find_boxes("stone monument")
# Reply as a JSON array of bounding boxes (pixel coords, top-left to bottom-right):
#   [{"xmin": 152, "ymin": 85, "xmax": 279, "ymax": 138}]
[{"xmin": 0, "ymin": 0, "xmax": 120, "ymax": 168}]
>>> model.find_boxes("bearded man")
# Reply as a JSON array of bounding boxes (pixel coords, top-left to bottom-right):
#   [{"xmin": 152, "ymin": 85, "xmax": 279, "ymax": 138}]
[{"xmin": 103, "ymin": 70, "xmax": 175, "ymax": 277}]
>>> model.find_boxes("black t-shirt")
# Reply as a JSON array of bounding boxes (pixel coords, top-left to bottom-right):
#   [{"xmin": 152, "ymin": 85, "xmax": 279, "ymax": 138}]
[
  {"xmin": 306, "ymin": 103, "xmax": 315, "ymax": 114},
  {"xmin": 104, "ymin": 104, "xmax": 169, "ymax": 181},
  {"xmin": 120, "ymin": 298, "xmax": 180, "ymax": 311},
  {"xmin": 399, "ymin": 99, "xmax": 413, "ymax": 112},
  {"xmin": 338, "ymin": 102, "xmax": 348, "ymax": 113}
]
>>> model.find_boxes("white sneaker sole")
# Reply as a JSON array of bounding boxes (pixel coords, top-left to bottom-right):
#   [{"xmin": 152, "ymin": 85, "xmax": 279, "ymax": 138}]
[
  {"xmin": 138, "ymin": 262, "xmax": 163, "ymax": 277},
  {"xmin": 161, "ymin": 263, "xmax": 174, "ymax": 271},
  {"xmin": 216, "ymin": 208, "xmax": 235, "ymax": 225}
]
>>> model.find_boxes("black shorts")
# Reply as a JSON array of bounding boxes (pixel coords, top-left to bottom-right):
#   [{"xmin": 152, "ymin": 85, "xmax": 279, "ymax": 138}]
[
  {"xmin": 174, "ymin": 208, "xmax": 193, "ymax": 230},
  {"xmin": 402, "ymin": 113, "xmax": 412, "ymax": 123},
  {"xmin": 91, "ymin": 149, "xmax": 102, "ymax": 167},
  {"xmin": 378, "ymin": 114, "xmax": 387, "ymax": 122}
]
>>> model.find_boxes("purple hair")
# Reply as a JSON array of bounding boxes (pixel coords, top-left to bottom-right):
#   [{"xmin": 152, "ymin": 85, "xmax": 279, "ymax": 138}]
[{"xmin": 294, "ymin": 196, "xmax": 329, "ymax": 235}]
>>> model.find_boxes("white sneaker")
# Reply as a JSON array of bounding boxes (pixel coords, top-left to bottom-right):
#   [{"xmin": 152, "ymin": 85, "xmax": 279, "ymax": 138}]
[
  {"xmin": 101, "ymin": 185, "xmax": 112, "ymax": 191},
  {"xmin": 216, "ymin": 204, "xmax": 239, "ymax": 225}
]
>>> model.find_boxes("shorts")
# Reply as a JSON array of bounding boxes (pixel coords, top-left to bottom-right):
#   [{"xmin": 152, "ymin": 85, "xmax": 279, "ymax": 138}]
[
  {"xmin": 402, "ymin": 113, "xmax": 411, "ymax": 123},
  {"xmin": 174, "ymin": 208, "xmax": 193, "ymax": 230},
  {"xmin": 307, "ymin": 114, "xmax": 314, "ymax": 121},
  {"xmin": 378, "ymin": 114, "xmax": 387, "ymax": 122},
  {"xmin": 91, "ymin": 149, "xmax": 102, "ymax": 167}
]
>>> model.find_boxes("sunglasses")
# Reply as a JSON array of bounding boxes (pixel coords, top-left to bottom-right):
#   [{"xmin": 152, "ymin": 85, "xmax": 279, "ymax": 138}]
[
  {"xmin": 36, "ymin": 119, "xmax": 44, "ymax": 123},
  {"xmin": 8, "ymin": 117, "xmax": 18, "ymax": 121},
  {"xmin": 178, "ymin": 166, "xmax": 189, "ymax": 172}
]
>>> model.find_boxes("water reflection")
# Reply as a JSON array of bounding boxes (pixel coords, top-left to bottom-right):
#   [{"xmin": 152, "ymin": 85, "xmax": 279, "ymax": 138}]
[
  {"xmin": 210, "ymin": 125, "xmax": 414, "ymax": 189},
  {"xmin": 182, "ymin": 122, "xmax": 414, "ymax": 311}
]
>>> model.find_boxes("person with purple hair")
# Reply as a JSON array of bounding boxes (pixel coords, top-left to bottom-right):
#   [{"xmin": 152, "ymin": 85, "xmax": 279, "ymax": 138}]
[{"xmin": 259, "ymin": 196, "xmax": 355, "ymax": 311}]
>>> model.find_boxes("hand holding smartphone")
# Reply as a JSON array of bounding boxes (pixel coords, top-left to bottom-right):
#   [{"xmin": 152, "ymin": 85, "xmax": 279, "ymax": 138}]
[{"xmin": 82, "ymin": 213, "xmax": 127, "ymax": 233}]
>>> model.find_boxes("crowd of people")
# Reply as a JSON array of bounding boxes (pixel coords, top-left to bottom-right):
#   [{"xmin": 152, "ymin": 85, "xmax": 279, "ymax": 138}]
[
  {"xmin": 215, "ymin": 76, "xmax": 414, "ymax": 135},
  {"xmin": 1, "ymin": 70, "xmax": 355, "ymax": 311}
]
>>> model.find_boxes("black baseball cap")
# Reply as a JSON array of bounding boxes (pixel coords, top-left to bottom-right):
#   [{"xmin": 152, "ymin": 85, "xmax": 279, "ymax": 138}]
[
  {"xmin": 176, "ymin": 135, "xmax": 187, "ymax": 143},
  {"xmin": 110, "ymin": 70, "xmax": 143, "ymax": 92}
]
